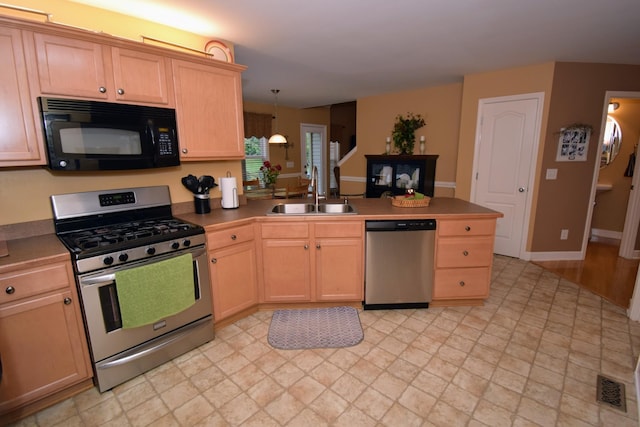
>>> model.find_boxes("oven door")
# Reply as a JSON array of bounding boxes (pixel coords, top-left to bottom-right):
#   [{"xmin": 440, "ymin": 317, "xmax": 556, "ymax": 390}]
[{"xmin": 77, "ymin": 246, "xmax": 212, "ymax": 363}]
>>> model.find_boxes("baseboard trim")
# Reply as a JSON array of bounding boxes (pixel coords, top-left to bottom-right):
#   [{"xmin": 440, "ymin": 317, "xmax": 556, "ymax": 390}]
[{"xmin": 527, "ymin": 251, "xmax": 584, "ymax": 261}]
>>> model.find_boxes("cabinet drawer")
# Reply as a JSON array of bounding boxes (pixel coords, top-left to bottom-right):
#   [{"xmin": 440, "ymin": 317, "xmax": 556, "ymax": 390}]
[
  {"xmin": 436, "ymin": 237, "xmax": 494, "ymax": 268},
  {"xmin": 207, "ymin": 224, "xmax": 254, "ymax": 250},
  {"xmin": 314, "ymin": 221, "xmax": 362, "ymax": 238},
  {"xmin": 0, "ymin": 262, "xmax": 72, "ymax": 304},
  {"xmin": 433, "ymin": 268, "xmax": 490, "ymax": 299},
  {"xmin": 438, "ymin": 219, "xmax": 495, "ymax": 237},
  {"xmin": 261, "ymin": 223, "xmax": 309, "ymax": 239}
]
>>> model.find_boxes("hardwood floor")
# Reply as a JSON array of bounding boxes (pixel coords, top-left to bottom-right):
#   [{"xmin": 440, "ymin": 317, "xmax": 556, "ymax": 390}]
[{"xmin": 534, "ymin": 241, "xmax": 640, "ymax": 309}]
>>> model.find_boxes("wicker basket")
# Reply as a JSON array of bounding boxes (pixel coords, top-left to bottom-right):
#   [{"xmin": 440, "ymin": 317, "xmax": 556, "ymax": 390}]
[{"xmin": 391, "ymin": 195, "xmax": 431, "ymax": 208}]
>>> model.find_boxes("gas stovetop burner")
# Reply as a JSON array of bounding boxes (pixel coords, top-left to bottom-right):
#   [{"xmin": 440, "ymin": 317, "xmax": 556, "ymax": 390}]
[
  {"xmin": 61, "ymin": 218, "xmax": 201, "ymax": 253},
  {"xmin": 51, "ymin": 187, "xmax": 206, "ymax": 267}
]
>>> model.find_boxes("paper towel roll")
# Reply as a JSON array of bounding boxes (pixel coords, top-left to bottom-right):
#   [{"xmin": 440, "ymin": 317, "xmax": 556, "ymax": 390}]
[{"xmin": 220, "ymin": 177, "xmax": 239, "ymax": 209}]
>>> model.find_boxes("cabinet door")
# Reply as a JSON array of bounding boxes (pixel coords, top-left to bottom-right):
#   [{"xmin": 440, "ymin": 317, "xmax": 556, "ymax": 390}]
[
  {"xmin": 209, "ymin": 241, "xmax": 258, "ymax": 321},
  {"xmin": 262, "ymin": 239, "xmax": 311, "ymax": 302},
  {"xmin": 315, "ymin": 238, "xmax": 363, "ymax": 301},
  {"xmin": 0, "ymin": 27, "xmax": 44, "ymax": 166},
  {"xmin": 172, "ymin": 59, "xmax": 245, "ymax": 159},
  {"xmin": 111, "ymin": 47, "xmax": 173, "ymax": 105},
  {"xmin": 0, "ymin": 291, "xmax": 91, "ymax": 413},
  {"xmin": 32, "ymin": 32, "xmax": 110, "ymax": 99}
]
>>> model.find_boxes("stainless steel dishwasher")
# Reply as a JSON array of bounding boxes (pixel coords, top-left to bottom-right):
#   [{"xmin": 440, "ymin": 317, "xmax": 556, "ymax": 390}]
[{"xmin": 364, "ymin": 219, "xmax": 436, "ymax": 310}]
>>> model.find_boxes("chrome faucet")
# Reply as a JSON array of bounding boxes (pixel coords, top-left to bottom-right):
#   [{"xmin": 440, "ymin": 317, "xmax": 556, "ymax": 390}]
[{"xmin": 311, "ymin": 166, "xmax": 321, "ymax": 208}]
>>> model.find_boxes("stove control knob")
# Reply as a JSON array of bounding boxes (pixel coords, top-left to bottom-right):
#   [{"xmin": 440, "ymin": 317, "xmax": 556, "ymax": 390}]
[
  {"xmin": 146, "ymin": 247, "xmax": 156, "ymax": 255},
  {"xmin": 171, "ymin": 242, "xmax": 180, "ymax": 250},
  {"xmin": 183, "ymin": 239, "xmax": 191, "ymax": 247},
  {"xmin": 119, "ymin": 253, "xmax": 129, "ymax": 262},
  {"xmin": 103, "ymin": 256, "xmax": 114, "ymax": 265}
]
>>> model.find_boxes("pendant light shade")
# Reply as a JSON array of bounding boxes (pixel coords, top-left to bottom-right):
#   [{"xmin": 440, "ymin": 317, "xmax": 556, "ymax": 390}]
[
  {"xmin": 269, "ymin": 89, "xmax": 287, "ymax": 144},
  {"xmin": 268, "ymin": 133, "xmax": 287, "ymax": 144}
]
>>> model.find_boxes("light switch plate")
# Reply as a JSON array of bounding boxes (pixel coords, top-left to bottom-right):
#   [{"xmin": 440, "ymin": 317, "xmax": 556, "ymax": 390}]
[
  {"xmin": 286, "ymin": 161, "xmax": 294, "ymax": 168},
  {"xmin": 546, "ymin": 168, "xmax": 558, "ymax": 180}
]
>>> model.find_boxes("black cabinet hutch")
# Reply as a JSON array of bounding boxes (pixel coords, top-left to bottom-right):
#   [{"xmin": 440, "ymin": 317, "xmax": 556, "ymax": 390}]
[{"xmin": 365, "ymin": 154, "xmax": 438, "ymax": 198}]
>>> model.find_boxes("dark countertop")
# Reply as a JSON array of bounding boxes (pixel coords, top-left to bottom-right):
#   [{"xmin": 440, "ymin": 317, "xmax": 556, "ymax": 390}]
[
  {"xmin": 0, "ymin": 234, "xmax": 71, "ymax": 274},
  {"xmin": 0, "ymin": 197, "xmax": 502, "ymax": 271},
  {"xmin": 177, "ymin": 197, "xmax": 503, "ymax": 230}
]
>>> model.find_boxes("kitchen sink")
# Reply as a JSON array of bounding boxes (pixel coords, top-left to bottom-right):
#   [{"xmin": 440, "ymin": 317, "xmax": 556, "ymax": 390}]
[
  {"xmin": 316, "ymin": 203, "xmax": 356, "ymax": 214},
  {"xmin": 267, "ymin": 203, "xmax": 357, "ymax": 215},
  {"xmin": 270, "ymin": 203, "xmax": 316, "ymax": 214}
]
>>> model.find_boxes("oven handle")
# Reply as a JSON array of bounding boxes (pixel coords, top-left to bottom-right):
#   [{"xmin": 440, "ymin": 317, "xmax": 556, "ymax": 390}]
[
  {"xmin": 82, "ymin": 274, "xmax": 115, "ymax": 285},
  {"xmin": 97, "ymin": 316, "xmax": 211, "ymax": 369},
  {"xmin": 80, "ymin": 248, "xmax": 206, "ymax": 286}
]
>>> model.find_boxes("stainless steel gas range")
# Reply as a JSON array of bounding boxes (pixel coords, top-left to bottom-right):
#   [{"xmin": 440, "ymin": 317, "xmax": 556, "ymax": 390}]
[{"xmin": 51, "ymin": 186, "xmax": 213, "ymax": 392}]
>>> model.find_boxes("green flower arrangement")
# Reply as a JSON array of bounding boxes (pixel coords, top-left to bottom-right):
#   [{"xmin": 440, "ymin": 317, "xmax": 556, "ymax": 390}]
[{"xmin": 392, "ymin": 112, "xmax": 426, "ymax": 154}]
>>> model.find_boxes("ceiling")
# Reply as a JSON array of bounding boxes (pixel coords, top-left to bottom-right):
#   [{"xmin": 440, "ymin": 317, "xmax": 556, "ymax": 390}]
[{"xmin": 69, "ymin": 0, "xmax": 640, "ymax": 108}]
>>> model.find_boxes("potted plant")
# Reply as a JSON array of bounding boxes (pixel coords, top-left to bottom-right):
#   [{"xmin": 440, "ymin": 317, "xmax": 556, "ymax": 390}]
[{"xmin": 392, "ymin": 112, "xmax": 426, "ymax": 154}]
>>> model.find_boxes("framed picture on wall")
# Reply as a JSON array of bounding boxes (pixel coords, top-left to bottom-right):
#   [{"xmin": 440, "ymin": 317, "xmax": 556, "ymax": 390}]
[{"xmin": 556, "ymin": 125, "xmax": 591, "ymax": 162}]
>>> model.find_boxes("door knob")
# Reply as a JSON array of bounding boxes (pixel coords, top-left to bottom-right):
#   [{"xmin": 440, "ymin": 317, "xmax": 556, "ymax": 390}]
[{"xmin": 518, "ymin": 187, "xmax": 525, "ymax": 192}]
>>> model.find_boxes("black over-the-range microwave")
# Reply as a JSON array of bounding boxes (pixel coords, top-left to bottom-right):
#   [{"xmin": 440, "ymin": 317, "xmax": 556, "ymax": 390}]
[{"xmin": 38, "ymin": 97, "xmax": 180, "ymax": 171}]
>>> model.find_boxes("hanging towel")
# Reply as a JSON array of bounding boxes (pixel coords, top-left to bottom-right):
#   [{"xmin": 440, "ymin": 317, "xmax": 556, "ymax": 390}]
[{"xmin": 115, "ymin": 253, "xmax": 195, "ymax": 329}]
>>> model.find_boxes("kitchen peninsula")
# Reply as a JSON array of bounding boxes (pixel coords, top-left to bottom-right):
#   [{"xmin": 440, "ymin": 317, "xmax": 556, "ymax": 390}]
[{"xmin": 178, "ymin": 197, "xmax": 503, "ymax": 325}]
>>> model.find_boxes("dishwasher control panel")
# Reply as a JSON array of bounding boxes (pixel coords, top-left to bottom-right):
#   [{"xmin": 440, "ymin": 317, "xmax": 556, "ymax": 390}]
[{"xmin": 365, "ymin": 219, "xmax": 436, "ymax": 231}]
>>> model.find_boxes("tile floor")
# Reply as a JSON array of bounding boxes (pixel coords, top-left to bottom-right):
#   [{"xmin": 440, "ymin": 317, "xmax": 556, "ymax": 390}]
[{"xmin": 9, "ymin": 256, "xmax": 640, "ymax": 426}]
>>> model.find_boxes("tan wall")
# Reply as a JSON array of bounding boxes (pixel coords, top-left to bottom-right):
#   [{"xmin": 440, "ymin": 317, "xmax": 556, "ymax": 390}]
[
  {"xmin": 455, "ymin": 62, "xmax": 556, "ymax": 202},
  {"xmin": 3, "ymin": 0, "xmax": 214, "ymax": 52},
  {"xmin": 592, "ymin": 100, "xmax": 640, "ymax": 233},
  {"xmin": 242, "ymin": 101, "xmax": 330, "ymax": 187},
  {"xmin": 531, "ymin": 63, "xmax": 640, "ymax": 252},
  {"xmin": 348, "ymin": 83, "xmax": 464, "ymax": 197}
]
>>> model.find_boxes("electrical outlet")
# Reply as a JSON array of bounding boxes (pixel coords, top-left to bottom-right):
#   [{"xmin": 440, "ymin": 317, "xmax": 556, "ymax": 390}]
[
  {"xmin": 546, "ymin": 168, "xmax": 558, "ymax": 180},
  {"xmin": 560, "ymin": 229, "xmax": 569, "ymax": 240},
  {"xmin": 286, "ymin": 161, "xmax": 294, "ymax": 168}
]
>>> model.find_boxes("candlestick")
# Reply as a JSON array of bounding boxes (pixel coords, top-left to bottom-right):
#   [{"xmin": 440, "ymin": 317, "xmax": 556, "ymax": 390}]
[
  {"xmin": 419, "ymin": 137, "xmax": 425, "ymax": 154},
  {"xmin": 385, "ymin": 137, "xmax": 391, "ymax": 154}
]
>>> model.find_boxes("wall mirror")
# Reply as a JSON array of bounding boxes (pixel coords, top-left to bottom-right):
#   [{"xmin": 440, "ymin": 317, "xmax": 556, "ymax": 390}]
[{"xmin": 601, "ymin": 115, "xmax": 622, "ymax": 167}]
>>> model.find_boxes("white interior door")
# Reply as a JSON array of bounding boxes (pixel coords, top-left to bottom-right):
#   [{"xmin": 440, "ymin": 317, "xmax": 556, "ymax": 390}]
[
  {"xmin": 471, "ymin": 93, "xmax": 543, "ymax": 259},
  {"xmin": 300, "ymin": 124, "xmax": 327, "ymax": 194}
]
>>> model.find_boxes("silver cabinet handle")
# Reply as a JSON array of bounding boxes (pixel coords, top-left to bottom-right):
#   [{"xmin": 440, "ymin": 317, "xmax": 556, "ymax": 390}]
[
  {"xmin": 304, "ymin": 244, "xmax": 309, "ymax": 250},
  {"xmin": 64, "ymin": 297, "xmax": 72, "ymax": 305},
  {"xmin": 465, "ymin": 226, "xmax": 471, "ymax": 232},
  {"xmin": 181, "ymin": 148, "xmax": 188, "ymax": 154},
  {"xmin": 519, "ymin": 187, "xmax": 525, "ymax": 192},
  {"xmin": 117, "ymin": 88, "xmax": 125, "ymax": 95},
  {"xmin": 211, "ymin": 258, "xmax": 217, "ymax": 264},
  {"xmin": 459, "ymin": 281, "xmax": 465, "ymax": 287},
  {"xmin": 5, "ymin": 286, "xmax": 15, "ymax": 294},
  {"xmin": 316, "ymin": 244, "xmax": 321, "ymax": 249},
  {"xmin": 98, "ymin": 86, "xmax": 106, "ymax": 93},
  {"xmin": 463, "ymin": 250, "xmax": 469, "ymax": 256},
  {"xmin": 230, "ymin": 234, "xmax": 237, "ymax": 240}
]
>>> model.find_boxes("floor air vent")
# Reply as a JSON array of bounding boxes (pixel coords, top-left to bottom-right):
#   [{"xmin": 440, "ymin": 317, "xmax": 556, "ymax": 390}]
[{"xmin": 596, "ymin": 374, "xmax": 626, "ymax": 412}]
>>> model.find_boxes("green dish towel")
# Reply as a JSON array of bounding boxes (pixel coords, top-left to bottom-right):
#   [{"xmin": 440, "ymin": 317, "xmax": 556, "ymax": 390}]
[{"xmin": 115, "ymin": 253, "xmax": 195, "ymax": 329}]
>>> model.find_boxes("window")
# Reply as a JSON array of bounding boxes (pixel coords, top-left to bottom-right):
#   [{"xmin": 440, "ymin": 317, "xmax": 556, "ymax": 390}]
[
  {"xmin": 243, "ymin": 111, "xmax": 273, "ymax": 181},
  {"xmin": 243, "ymin": 136, "xmax": 269, "ymax": 180}
]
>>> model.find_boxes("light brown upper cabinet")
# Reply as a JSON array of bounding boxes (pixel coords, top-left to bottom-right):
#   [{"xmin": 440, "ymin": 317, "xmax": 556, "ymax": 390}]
[
  {"xmin": 0, "ymin": 27, "xmax": 45, "ymax": 166},
  {"xmin": 30, "ymin": 32, "xmax": 174, "ymax": 106},
  {"xmin": 172, "ymin": 59, "xmax": 245, "ymax": 160}
]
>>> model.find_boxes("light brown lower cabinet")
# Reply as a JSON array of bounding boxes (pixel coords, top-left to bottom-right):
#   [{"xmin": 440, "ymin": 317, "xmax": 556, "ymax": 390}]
[
  {"xmin": 260, "ymin": 221, "xmax": 364, "ymax": 303},
  {"xmin": 432, "ymin": 218, "xmax": 497, "ymax": 305},
  {"xmin": 0, "ymin": 261, "xmax": 91, "ymax": 417},
  {"xmin": 207, "ymin": 223, "xmax": 259, "ymax": 322}
]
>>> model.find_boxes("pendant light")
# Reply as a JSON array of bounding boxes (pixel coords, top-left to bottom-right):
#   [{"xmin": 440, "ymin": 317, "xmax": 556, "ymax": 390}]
[{"xmin": 268, "ymin": 89, "xmax": 287, "ymax": 144}]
